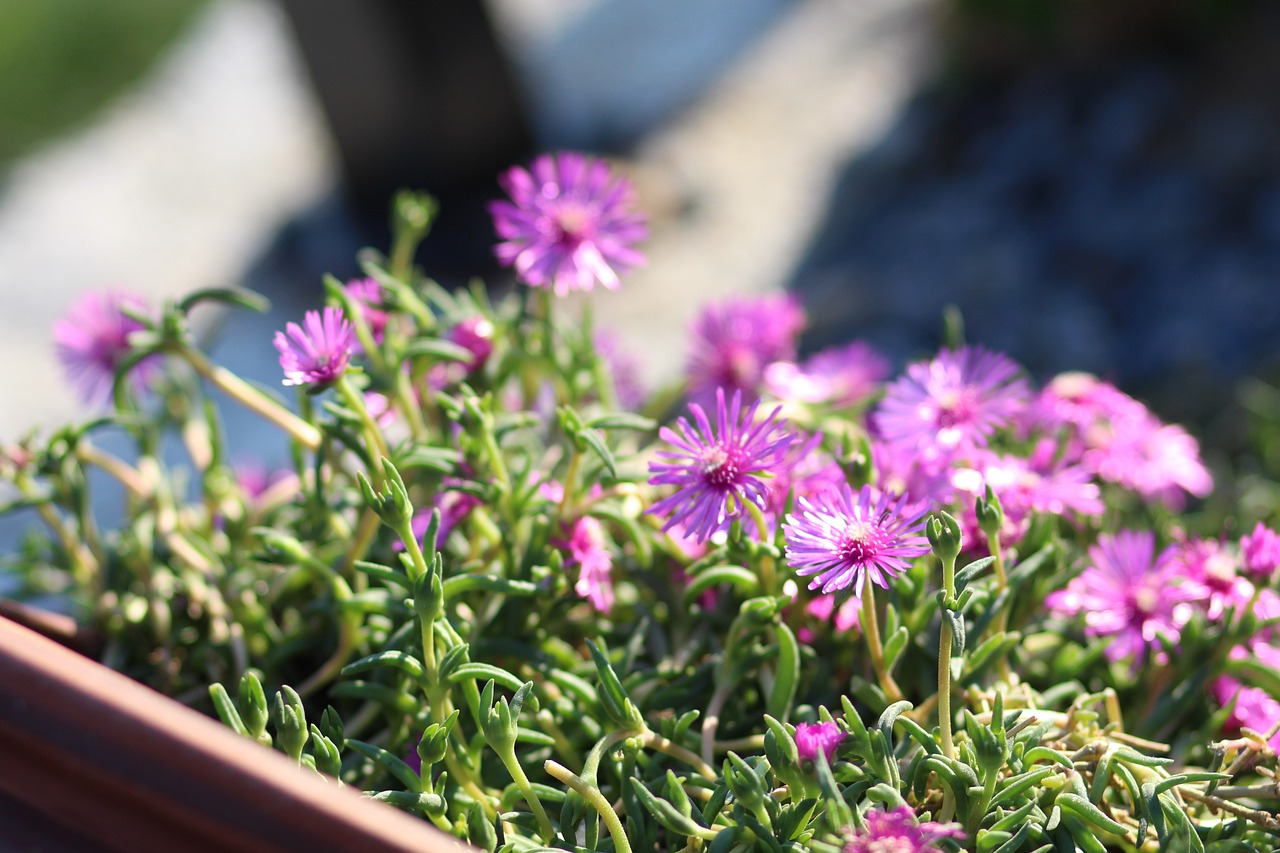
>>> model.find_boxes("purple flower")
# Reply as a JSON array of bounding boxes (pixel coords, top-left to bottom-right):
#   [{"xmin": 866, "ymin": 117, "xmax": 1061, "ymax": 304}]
[
  {"xmin": 1241, "ymin": 522, "xmax": 1280, "ymax": 582},
  {"xmin": 402, "ymin": 485, "xmax": 482, "ymax": 552},
  {"xmin": 805, "ymin": 593, "xmax": 861, "ymax": 633},
  {"xmin": 53, "ymin": 291, "xmax": 159, "ymax": 406},
  {"xmin": 874, "ymin": 346, "xmax": 1030, "ymax": 463},
  {"xmin": 783, "ymin": 483, "xmax": 930, "ymax": 595},
  {"xmin": 344, "ymin": 278, "xmax": 389, "ymax": 342},
  {"xmin": 793, "ymin": 721, "xmax": 846, "ymax": 764},
  {"xmin": 489, "ymin": 152, "xmax": 646, "ymax": 295},
  {"xmin": 595, "ymin": 331, "xmax": 647, "ymax": 411},
  {"xmin": 1046, "ymin": 531, "xmax": 1197, "ymax": 664},
  {"xmin": 685, "ymin": 294, "xmax": 806, "ymax": 410},
  {"xmin": 274, "ymin": 306, "xmax": 356, "ymax": 388},
  {"xmin": 648, "ymin": 389, "xmax": 794, "ymax": 543},
  {"xmin": 844, "ymin": 807, "xmax": 965, "ymax": 853},
  {"xmin": 762, "ymin": 430, "xmax": 845, "ymax": 532},
  {"xmin": 1213, "ymin": 676, "xmax": 1280, "ymax": 751},
  {"xmin": 429, "ymin": 317, "xmax": 495, "ymax": 389},
  {"xmin": 764, "ymin": 340, "xmax": 890, "ymax": 408}
]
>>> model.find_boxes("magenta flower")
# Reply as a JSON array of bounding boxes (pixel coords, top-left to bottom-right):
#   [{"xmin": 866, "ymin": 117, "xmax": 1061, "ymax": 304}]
[
  {"xmin": 429, "ymin": 317, "xmax": 496, "ymax": 389},
  {"xmin": 489, "ymin": 152, "xmax": 646, "ymax": 296},
  {"xmin": 1046, "ymin": 530, "xmax": 1198, "ymax": 664},
  {"xmin": 274, "ymin": 306, "xmax": 356, "ymax": 388},
  {"xmin": 53, "ymin": 291, "xmax": 159, "ymax": 406},
  {"xmin": 844, "ymin": 807, "xmax": 965, "ymax": 853},
  {"xmin": 685, "ymin": 294, "xmax": 806, "ymax": 410},
  {"xmin": 764, "ymin": 340, "xmax": 890, "ymax": 408},
  {"xmin": 648, "ymin": 389, "xmax": 795, "ymax": 543},
  {"xmin": 1170, "ymin": 536, "xmax": 1251, "ymax": 622},
  {"xmin": 783, "ymin": 483, "xmax": 930, "ymax": 595},
  {"xmin": 793, "ymin": 721, "xmax": 846, "ymax": 764},
  {"xmin": 558, "ymin": 516, "xmax": 615, "ymax": 614},
  {"xmin": 805, "ymin": 593, "xmax": 861, "ymax": 633},
  {"xmin": 762, "ymin": 431, "xmax": 845, "ymax": 532},
  {"xmin": 344, "ymin": 278, "xmax": 389, "ymax": 342},
  {"xmin": 1084, "ymin": 414, "xmax": 1212, "ymax": 508},
  {"xmin": 874, "ymin": 346, "xmax": 1030, "ymax": 462},
  {"xmin": 1241, "ymin": 522, "xmax": 1280, "ymax": 582},
  {"xmin": 1213, "ymin": 676, "xmax": 1280, "ymax": 751},
  {"xmin": 950, "ymin": 440, "xmax": 1103, "ymax": 547}
]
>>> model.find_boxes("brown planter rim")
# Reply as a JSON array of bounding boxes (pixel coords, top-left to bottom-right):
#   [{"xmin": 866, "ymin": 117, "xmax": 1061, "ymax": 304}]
[{"xmin": 0, "ymin": 613, "xmax": 472, "ymax": 852}]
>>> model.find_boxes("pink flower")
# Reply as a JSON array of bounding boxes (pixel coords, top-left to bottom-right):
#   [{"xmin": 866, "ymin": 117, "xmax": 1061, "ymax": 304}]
[
  {"xmin": 793, "ymin": 721, "xmax": 846, "ymax": 764},
  {"xmin": 489, "ymin": 152, "xmax": 646, "ymax": 295},
  {"xmin": 648, "ymin": 389, "xmax": 795, "ymax": 543},
  {"xmin": 344, "ymin": 278, "xmax": 389, "ymax": 342},
  {"xmin": 274, "ymin": 306, "xmax": 355, "ymax": 388},
  {"xmin": 1240, "ymin": 522, "xmax": 1280, "ymax": 583},
  {"xmin": 783, "ymin": 483, "xmax": 930, "ymax": 595},
  {"xmin": 1213, "ymin": 668, "xmax": 1280, "ymax": 751},
  {"xmin": 1084, "ymin": 414, "xmax": 1212, "ymax": 508},
  {"xmin": 950, "ymin": 440, "xmax": 1103, "ymax": 547},
  {"xmin": 874, "ymin": 346, "xmax": 1030, "ymax": 463},
  {"xmin": 805, "ymin": 593, "xmax": 861, "ymax": 633},
  {"xmin": 844, "ymin": 806, "xmax": 965, "ymax": 853},
  {"xmin": 429, "ymin": 317, "xmax": 495, "ymax": 389},
  {"xmin": 763, "ymin": 340, "xmax": 890, "ymax": 408},
  {"xmin": 685, "ymin": 294, "xmax": 806, "ymax": 410},
  {"xmin": 1046, "ymin": 530, "xmax": 1198, "ymax": 664},
  {"xmin": 53, "ymin": 291, "xmax": 160, "ymax": 406},
  {"xmin": 558, "ymin": 516, "xmax": 615, "ymax": 613},
  {"xmin": 1031, "ymin": 372, "xmax": 1145, "ymax": 438},
  {"xmin": 1170, "ymin": 536, "xmax": 1251, "ymax": 622}
]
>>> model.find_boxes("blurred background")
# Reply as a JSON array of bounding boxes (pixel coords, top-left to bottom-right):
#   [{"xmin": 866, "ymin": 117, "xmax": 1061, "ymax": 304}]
[{"xmin": 2, "ymin": 0, "xmax": 1280, "ymax": 458}]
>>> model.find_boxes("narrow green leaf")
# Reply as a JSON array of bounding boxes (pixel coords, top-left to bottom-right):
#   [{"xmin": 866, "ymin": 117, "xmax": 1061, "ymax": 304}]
[
  {"xmin": 767, "ymin": 622, "xmax": 800, "ymax": 720},
  {"xmin": 340, "ymin": 650, "xmax": 424, "ymax": 681}
]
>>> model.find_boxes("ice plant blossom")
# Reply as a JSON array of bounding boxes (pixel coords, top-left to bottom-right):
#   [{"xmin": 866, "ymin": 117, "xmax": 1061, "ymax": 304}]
[
  {"xmin": 648, "ymin": 389, "xmax": 794, "ymax": 543},
  {"xmin": 1046, "ymin": 530, "xmax": 1197, "ymax": 663},
  {"xmin": 274, "ymin": 306, "xmax": 356, "ymax": 388},
  {"xmin": 793, "ymin": 721, "xmax": 847, "ymax": 764},
  {"xmin": 784, "ymin": 483, "xmax": 930, "ymax": 595},
  {"xmin": 844, "ymin": 806, "xmax": 965, "ymax": 853},
  {"xmin": 875, "ymin": 346, "xmax": 1030, "ymax": 461},
  {"xmin": 685, "ymin": 293, "xmax": 806, "ymax": 410},
  {"xmin": 53, "ymin": 290, "xmax": 158, "ymax": 406},
  {"xmin": 489, "ymin": 152, "xmax": 646, "ymax": 296}
]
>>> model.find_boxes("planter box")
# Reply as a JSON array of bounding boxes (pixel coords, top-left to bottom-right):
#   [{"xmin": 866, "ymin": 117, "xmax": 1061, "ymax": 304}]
[{"xmin": 0, "ymin": 612, "xmax": 471, "ymax": 852}]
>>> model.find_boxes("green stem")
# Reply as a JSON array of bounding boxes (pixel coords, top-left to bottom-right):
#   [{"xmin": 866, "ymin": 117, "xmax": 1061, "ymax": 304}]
[
  {"xmin": 496, "ymin": 749, "xmax": 556, "ymax": 842},
  {"xmin": 545, "ymin": 760, "xmax": 633, "ymax": 853},
  {"xmin": 701, "ymin": 681, "xmax": 734, "ymax": 766},
  {"xmin": 939, "ymin": 550, "xmax": 957, "ymax": 760},
  {"xmin": 177, "ymin": 345, "xmax": 321, "ymax": 450},
  {"xmin": 860, "ymin": 573, "xmax": 903, "ymax": 704}
]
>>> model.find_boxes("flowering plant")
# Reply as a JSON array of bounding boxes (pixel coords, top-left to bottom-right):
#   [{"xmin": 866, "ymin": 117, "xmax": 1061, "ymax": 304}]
[{"xmin": 5, "ymin": 153, "xmax": 1280, "ymax": 852}]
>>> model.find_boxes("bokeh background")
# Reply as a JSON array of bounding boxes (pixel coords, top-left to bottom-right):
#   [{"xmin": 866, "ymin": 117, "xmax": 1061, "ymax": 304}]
[{"xmin": 2, "ymin": 0, "xmax": 1280, "ymax": 467}]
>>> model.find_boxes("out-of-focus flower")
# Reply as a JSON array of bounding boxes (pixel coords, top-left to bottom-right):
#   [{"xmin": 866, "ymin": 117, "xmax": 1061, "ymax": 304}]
[
  {"xmin": 843, "ymin": 806, "xmax": 965, "ymax": 853},
  {"xmin": 793, "ymin": 721, "xmax": 846, "ymax": 764},
  {"xmin": 429, "ymin": 317, "xmax": 496, "ymax": 389},
  {"xmin": 274, "ymin": 306, "xmax": 355, "ymax": 388},
  {"xmin": 53, "ymin": 291, "xmax": 159, "ymax": 406},
  {"xmin": 1046, "ymin": 530, "xmax": 1197, "ymax": 664},
  {"xmin": 685, "ymin": 294, "xmax": 806, "ymax": 410},
  {"xmin": 648, "ymin": 389, "xmax": 794, "ymax": 543},
  {"xmin": 1213, "ymin": 675, "xmax": 1280, "ymax": 751},
  {"xmin": 1084, "ymin": 415, "xmax": 1212, "ymax": 508},
  {"xmin": 783, "ymin": 483, "xmax": 930, "ymax": 595},
  {"xmin": 763, "ymin": 340, "xmax": 890, "ymax": 408},
  {"xmin": 1241, "ymin": 522, "xmax": 1280, "ymax": 582},
  {"xmin": 344, "ymin": 278, "xmax": 389, "ymax": 342},
  {"xmin": 489, "ymin": 152, "xmax": 646, "ymax": 296},
  {"xmin": 762, "ymin": 431, "xmax": 845, "ymax": 532},
  {"xmin": 950, "ymin": 439, "xmax": 1103, "ymax": 547},
  {"xmin": 558, "ymin": 515, "xmax": 615, "ymax": 613},
  {"xmin": 595, "ymin": 331, "xmax": 647, "ymax": 411},
  {"xmin": 1170, "ymin": 536, "xmax": 1251, "ymax": 622},
  {"xmin": 805, "ymin": 593, "xmax": 861, "ymax": 634},
  {"xmin": 874, "ymin": 346, "xmax": 1029, "ymax": 463}
]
